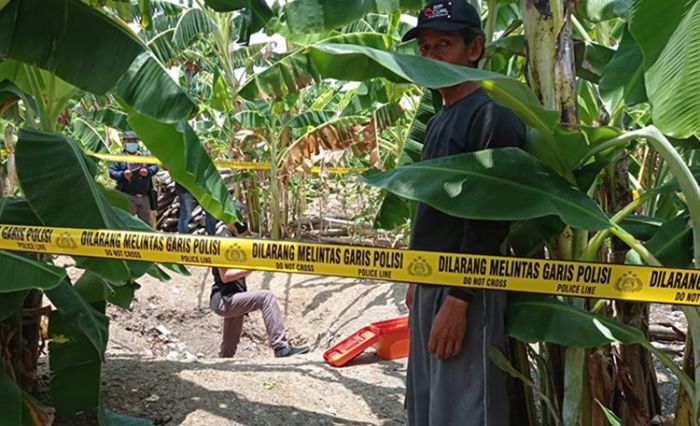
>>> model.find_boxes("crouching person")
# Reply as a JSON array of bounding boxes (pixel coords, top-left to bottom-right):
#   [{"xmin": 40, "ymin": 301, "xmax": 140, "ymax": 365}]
[{"xmin": 210, "ymin": 222, "xmax": 309, "ymax": 358}]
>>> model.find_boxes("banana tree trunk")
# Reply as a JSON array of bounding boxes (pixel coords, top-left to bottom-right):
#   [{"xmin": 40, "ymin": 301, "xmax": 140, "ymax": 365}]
[
  {"xmin": 521, "ymin": 0, "xmax": 578, "ymax": 124},
  {"xmin": 1, "ymin": 289, "xmax": 44, "ymax": 394},
  {"xmin": 521, "ymin": 1, "xmax": 581, "ymax": 424},
  {"xmin": 607, "ymin": 155, "xmax": 661, "ymax": 424},
  {"xmin": 507, "ymin": 337, "xmax": 538, "ymax": 425},
  {"xmin": 4, "ymin": 123, "xmax": 15, "ymax": 196},
  {"xmin": 675, "ymin": 336, "xmax": 694, "ymax": 424}
]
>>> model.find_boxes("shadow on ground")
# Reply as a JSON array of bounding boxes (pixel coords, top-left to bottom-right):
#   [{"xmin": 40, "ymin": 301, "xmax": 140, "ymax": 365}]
[{"xmin": 84, "ymin": 354, "xmax": 407, "ymax": 426}]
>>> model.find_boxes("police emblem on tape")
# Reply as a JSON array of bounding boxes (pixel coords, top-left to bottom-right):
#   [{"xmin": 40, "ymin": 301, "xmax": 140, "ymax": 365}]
[
  {"xmin": 408, "ymin": 256, "xmax": 432, "ymax": 277},
  {"xmin": 615, "ymin": 271, "xmax": 643, "ymax": 293},
  {"xmin": 225, "ymin": 244, "xmax": 247, "ymax": 262},
  {"xmin": 56, "ymin": 233, "xmax": 77, "ymax": 250}
]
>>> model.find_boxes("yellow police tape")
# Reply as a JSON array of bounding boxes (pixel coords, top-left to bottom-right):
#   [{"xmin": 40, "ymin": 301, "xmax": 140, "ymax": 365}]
[
  {"xmin": 0, "ymin": 148, "xmax": 362, "ymax": 175},
  {"xmin": 1, "ymin": 224, "xmax": 699, "ymax": 306}
]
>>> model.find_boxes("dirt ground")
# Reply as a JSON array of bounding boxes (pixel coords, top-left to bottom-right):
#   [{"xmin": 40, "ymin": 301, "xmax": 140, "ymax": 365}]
[
  {"xmin": 41, "ymin": 260, "xmax": 687, "ymax": 425},
  {"xmin": 50, "ymin": 265, "xmax": 410, "ymax": 425}
]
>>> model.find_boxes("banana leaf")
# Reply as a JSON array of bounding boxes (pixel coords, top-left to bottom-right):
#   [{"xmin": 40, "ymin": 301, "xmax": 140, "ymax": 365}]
[
  {"xmin": 120, "ymin": 104, "xmax": 240, "ymax": 224},
  {"xmin": 307, "ymin": 43, "xmax": 559, "ymax": 136},
  {"xmin": 0, "ymin": 0, "xmax": 196, "ymax": 122},
  {"xmin": 573, "ymin": 41, "xmax": 614, "ymax": 84},
  {"xmin": 79, "ymin": 108, "xmax": 130, "ymax": 131},
  {"xmin": 508, "ymin": 293, "xmax": 694, "ymax": 399},
  {"xmin": 0, "ymin": 78, "xmax": 37, "ymax": 116},
  {"xmin": 15, "ymin": 128, "xmax": 151, "ymax": 282},
  {"xmin": 0, "ymin": 197, "xmax": 41, "ymax": 225},
  {"xmin": 73, "ymin": 117, "xmax": 109, "ymax": 152},
  {"xmin": 361, "ymin": 148, "xmax": 611, "ymax": 230},
  {"xmin": 173, "ymin": 8, "xmax": 215, "ymax": 49},
  {"xmin": 233, "ymin": 110, "xmax": 270, "ymax": 129},
  {"xmin": 247, "ymin": 41, "xmax": 584, "ymax": 177},
  {"xmin": 47, "ymin": 281, "xmax": 109, "ymax": 417},
  {"xmin": 74, "ymin": 271, "xmax": 140, "ymax": 309},
  {"xmin": 598, "ymin": 28, "xmax": 646, "ymax": 112},
  {"xmin": 374, "ymin": 89, "xmax": 437, "ymax": 230},
  {"xmin": 0, "ymin": 251, "xmax": 66, "ymax": 293},
  {"xmin": 629, "ymin": 0, "xmax": 700, "ymax": 138},
  {"xmin": 284, "ymin": 110, "xmax": 337, "ymax": 129},
  {"xmin": 644, "ymin": 211, "xmax": 692, "ymax": 267},
  {"xmin": 0, "ymin": 359, "xmax": 21, "ymax": 425},
  {"xmin": 148, "ymin": 28, "xmax": 177, "ymax": 65},
  {"xmin": 505, "ymin": 216, "xmax": 566, "ymax": 257},
  {"xmin": 239, "ymin": 33, "xmax": 392, "ymax": 100},
  {"xmin": 578, "ymin": 0, "xmax": 630, "ymax": 22},
  {"xmin": 203, "ymin": 0, "xmax": 273, "ymax": 35},
  {"xmin": 285, "ymin": 0, "xmax": 423, "ymax": 33},
  {"xmin": 0, "ymin": 290, "xmax": 28, "ymax": 321},
  {"xmin": 0, "ymin": 248, "xmax": 65, "ymax": 321},
  {"xmin": 137, "ymin": 0, "xmax": 153, "ymax": 29}
]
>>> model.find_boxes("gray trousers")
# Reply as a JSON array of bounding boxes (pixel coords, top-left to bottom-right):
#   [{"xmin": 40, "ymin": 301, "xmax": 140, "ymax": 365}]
[
  {"xmin": 126, "ymin": 193, "xmax": 154, "ymax": 227},
  {"xmin": 209, "ymin": 290, "xmax": 288, "ymax": 357},
  {"xmin": 406, "ymin": 285, "xmax": 508, "ymax": 426}
]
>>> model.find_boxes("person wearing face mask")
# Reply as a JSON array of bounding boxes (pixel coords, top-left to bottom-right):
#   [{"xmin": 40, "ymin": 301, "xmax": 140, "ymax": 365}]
[{"xmin": 108, "ymin": 130, "xmax": 159, "ymax": 226}]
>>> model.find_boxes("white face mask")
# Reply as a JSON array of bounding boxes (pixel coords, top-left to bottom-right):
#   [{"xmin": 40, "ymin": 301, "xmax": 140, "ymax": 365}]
[{"xmin": 125, "ymin": 142, "xmax": 139, "ymax": 153}]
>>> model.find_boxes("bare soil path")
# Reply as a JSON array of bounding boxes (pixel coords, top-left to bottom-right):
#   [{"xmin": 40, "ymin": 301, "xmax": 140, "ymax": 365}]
[{"xmin": 52, "ymin": 265, "xmax": 409, "ymax": 425}]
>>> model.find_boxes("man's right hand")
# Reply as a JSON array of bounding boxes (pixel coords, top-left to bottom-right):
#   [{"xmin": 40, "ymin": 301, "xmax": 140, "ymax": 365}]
[
  {"xmin": 124, "ymin": 169, "xmax": 132, "ymax": 180},
  {"xmin": 405, "ymin": 284, "xmax": 416, "ymax": 309}
]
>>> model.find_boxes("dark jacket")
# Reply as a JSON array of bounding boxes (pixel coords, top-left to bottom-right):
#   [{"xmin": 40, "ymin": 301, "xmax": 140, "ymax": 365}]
[{"xmin": 108, "ymin": 151, "xmax": 159, "ymax": 195}]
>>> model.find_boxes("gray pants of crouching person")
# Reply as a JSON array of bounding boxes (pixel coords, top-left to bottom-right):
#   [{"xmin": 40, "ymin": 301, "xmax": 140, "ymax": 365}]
[{"xmin": 209, "ymin": 290, "xmax": 289, "ymax": 357}]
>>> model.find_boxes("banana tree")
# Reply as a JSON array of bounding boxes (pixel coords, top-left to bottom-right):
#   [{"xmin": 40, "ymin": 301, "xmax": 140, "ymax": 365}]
[
  {"xmin": 274, "ymin": 0, "xmax": 700, "ymax": 424},
  {"xmin": 0, "ymin": 0, "xmax": 243, "ymax": 423}
]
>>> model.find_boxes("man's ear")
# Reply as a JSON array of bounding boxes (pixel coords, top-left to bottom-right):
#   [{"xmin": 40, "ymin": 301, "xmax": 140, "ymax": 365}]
[{"xmin": 467, "ymin": 36, "xmax": 485, "ymax": 64}]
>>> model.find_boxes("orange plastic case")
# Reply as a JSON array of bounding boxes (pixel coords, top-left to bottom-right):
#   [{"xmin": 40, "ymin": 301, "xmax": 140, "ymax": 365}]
[
  {"xmin": 372, "ymin": 316, "xmax": 410, "ymax": 361},
  {"xmin": 323, "ymin": 316, "xmax": 409, "ymax": 367}
]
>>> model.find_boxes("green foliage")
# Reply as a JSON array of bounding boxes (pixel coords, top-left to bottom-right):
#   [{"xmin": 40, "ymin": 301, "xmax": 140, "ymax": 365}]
[
  {"xmin": 173, "ymin": 8, "xmax": 216, "ymax": 49},
  {"xmin": 374, "ymin": 89, "xmax": 436, "ymax": 229},
  {"xmin": 121, "ymin": 104, "xmax": 241, "ymax": 224},
  {"xmin": 15, "ymin": 129, "xmax": 144, "ymax": 282},
  {"xmin": 362, "ymin": 148, "xmax": 611, "ymax": 230},
  {"xmin": 0, "ymin": 0, "xmax": 196, "ymax": 122},
  {"xmin": 645, "ymin": 211, "xmax": 692, "ymax": 267},
  {"xmin": 598, "ymin": 28, "xmax": 646, "ymax": 112},
  {"xmin": 285, "ymin": 0, "xmax": 424, "ymax": 33},
  {"xmin": 0, "ymin": 79, "xmax": 37, "ymax": 116},
  {"xmin": 508, "ymin": 294, "xmax": 694, "ymax": 398},
  {"xmin": 0, "ymin": 251, "xmax": 65, "ymax": 293},
  {"xmin": 630, "ymin": 0, "xmax": 700, "ymax": 138},
  {"xmin": 0, "ymin": 359, "xmax": 21, "ymax": 425},
  {"xmin": 46, "ymin": 282, "xmax": 109, "ymax": 416}
]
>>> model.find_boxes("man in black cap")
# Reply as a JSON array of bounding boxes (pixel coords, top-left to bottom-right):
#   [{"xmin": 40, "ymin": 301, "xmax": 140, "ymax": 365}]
[{"xmin": 402, "ymin": 1, "xmax": 526, "ymax": 425}]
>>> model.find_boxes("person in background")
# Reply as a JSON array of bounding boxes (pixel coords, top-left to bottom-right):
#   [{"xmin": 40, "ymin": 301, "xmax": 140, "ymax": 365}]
[
  {"xmin": 108, "ymin": 131, "xmax": 159, "ymax": 227},
  {"xmin": 210, "ymin": 209, "xmax": 309, "ymax": 358},
  {"xmin": 175, "ymin": 141, "xmax": 217, "ymax": 235},
  {"xmin": 175, "ymin": 182, "xmax": 218, "ymax": 235}
]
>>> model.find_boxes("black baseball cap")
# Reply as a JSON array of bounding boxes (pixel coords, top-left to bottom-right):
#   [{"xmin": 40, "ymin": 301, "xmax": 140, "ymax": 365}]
[{"xmin": 402, "ymin": 0, "xmax": 483, "ymax": 42}]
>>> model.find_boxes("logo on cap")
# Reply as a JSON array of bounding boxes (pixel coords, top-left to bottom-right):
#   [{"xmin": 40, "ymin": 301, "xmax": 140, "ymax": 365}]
[{"xmin": 423, "ymin": 3, "xmax": 450, "ymax": 20}]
